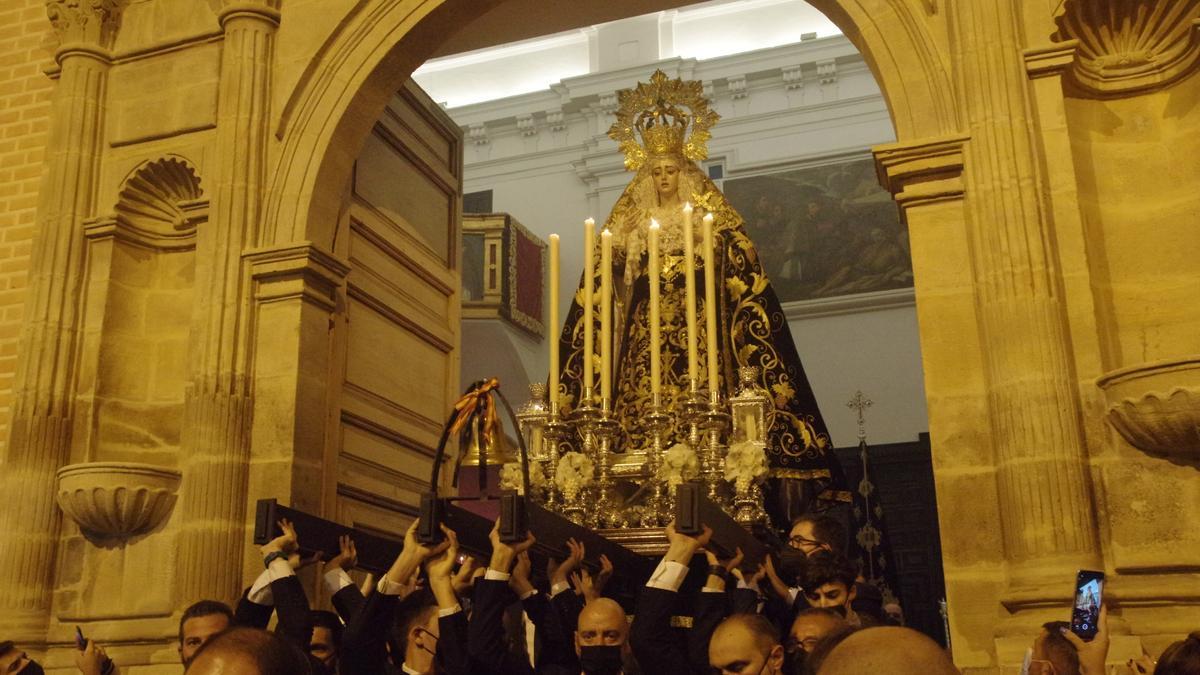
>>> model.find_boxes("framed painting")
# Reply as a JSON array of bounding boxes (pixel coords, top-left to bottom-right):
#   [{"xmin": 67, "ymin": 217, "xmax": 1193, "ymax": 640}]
[{"xmin": 723, "ymin": 157, "xmax": 911, "ymax": 303}]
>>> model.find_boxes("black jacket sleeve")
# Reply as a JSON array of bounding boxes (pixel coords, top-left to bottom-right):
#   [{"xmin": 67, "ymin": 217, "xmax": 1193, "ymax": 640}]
[
  {"xmin": 269, "ymin": 574, "xmax": 316, "ymax": 654},
  {"xmin": 688, "ymin": 589, "xmax": 728, "ymax": 673},
  {"xmin": 332, "ymin": 583, "xmax": 366, "ymax": 623},
  {"xmin": 438, "ymin": 609, "xmax": 471, "ymax": 675},
  {"xmin": 629, "ymin": 586, "xmax": 691, "ymax": 675},
  {"xmin": 468, "ymin": 578, "xmax": 533, "ymax": 675},
  {"xmin": 233, "ymin": 586, "xmax": 274, "ymax": 630},
  {"xmin": 339, "ymin": 590, "xmax": 399, "ymax": 675},
  {"xmin": 524, "ymin": 592, "xmax": 577, "ymax": 673}
]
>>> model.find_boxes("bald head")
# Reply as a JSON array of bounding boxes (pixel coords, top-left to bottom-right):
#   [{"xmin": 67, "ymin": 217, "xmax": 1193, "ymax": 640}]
[
  {"xmin": 186, "ymin": 627, "xmax": 312, "ymax": 675},
  {"xmin": 710, "ymin": 614, "xmax": 784, "ymax": 675},
  {"xmin": 817, "ymin": 627, "xmax": 959, "ymax": 675},
  {"xmin": 576, "ymin": 598, "xmax": 629, "ymax": 652}
]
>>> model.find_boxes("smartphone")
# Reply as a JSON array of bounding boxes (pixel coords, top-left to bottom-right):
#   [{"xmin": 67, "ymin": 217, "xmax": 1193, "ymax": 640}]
[
  {"xmin": 75, "ymin": 625, "xmax": 87, "ymax": 651},
  {"xmin": 1070, "ymin": 569, "xmax": 1105, "ymax": 641}
]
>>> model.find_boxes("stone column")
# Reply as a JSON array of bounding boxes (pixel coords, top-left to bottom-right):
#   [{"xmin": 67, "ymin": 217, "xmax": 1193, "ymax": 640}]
[
  {"xmin": 175, "ymin": 0, "xmax": 280, "ymax": 605},
  {"xmin": 947, "ymin": 1, "xmax": 1100, "ymax": 596},
  {"xmin": 0, "ymin": 0, "xmax": 121, "ymax": 641}
]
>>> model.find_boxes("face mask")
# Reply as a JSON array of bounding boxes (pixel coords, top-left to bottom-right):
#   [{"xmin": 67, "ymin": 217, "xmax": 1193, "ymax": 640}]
[
  {"xmin": 830, "ymin": 603, "xmax": 848, "ymax": 619},
  {"xmin": 775, "ymin": 548, "xmax": 809, "ymax": 587},
  {"xmin": 579, "ymin": 644, "xmax": 624, "ymax": 675},
  {"xmin": 22, "ymin": 661, "xmax": 46, "ymax": 675}
]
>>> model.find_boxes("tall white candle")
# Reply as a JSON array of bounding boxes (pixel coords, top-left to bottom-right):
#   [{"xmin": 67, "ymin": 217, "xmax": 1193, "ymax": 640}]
[
  {"xmin": 683, "ymin": 203, "xmax": 698, "ymax": 391},
  {"xmin": 583, "ymin": 218, "xmax": 595, "ymax": 399},
  {"xmin": 548, "ymin": 234, "xmax": 560, "ymax": 414},
  {"xmin": 648, "ymin": 219, "xmax": 661, "ymax": 398},
  {"xmin": 600, "ymin": 229, "xmax": 613, "ymax": 406},
  {"xmin": 703, "ymin": 212, "xmax": 719, "ymax": 402}
]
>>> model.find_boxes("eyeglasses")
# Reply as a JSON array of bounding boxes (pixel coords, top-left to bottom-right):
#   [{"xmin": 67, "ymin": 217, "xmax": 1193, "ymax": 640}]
[
  {"xmin": 788, "ymin": 535, "xmax": 822, "ymax": 549},
  {"xmin": 784, "ymin": 637, "xmax": 820, "ymax": 653}
]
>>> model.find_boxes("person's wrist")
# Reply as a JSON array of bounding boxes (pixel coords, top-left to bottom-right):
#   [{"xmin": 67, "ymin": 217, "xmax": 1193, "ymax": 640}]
[{"xmin": 490, "ymin": 551, "xmax": 516, "ymax": 573}]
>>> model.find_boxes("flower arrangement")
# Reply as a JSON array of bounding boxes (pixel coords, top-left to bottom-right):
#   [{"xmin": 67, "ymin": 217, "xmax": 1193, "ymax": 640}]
[
  {"xmin": 724, "ymin": 440, "xmax": 769, "ymax": 489},
  {"xmin": 554, "ymin": 452, "xmax": 595, "ymax": 499},
  {"xmin": 658, "ymin": 443, "xmax": 700, "ymax": 487},
  {"xmin": 499, "ymin": 461, "xmax": 545, "ymax": 495}
]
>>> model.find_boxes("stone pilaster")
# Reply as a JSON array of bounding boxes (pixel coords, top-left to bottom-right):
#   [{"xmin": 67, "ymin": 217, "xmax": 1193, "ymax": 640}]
[
  {"xmin": 0, "ymin": 0, "xmax": 121, "ymax": 641},
  {"xmin": 175, "ymin": 0, "xmax": 280, "ymax": 605},
  {"xmin": 947, "ymin": 1, "xmax": 1100, "ymax": 596}
]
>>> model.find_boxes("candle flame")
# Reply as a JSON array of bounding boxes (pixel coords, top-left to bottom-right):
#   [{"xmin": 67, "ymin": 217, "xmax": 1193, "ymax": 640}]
[
  {"xmin": 549, "ymin": 233, "xmax": 559, "ymax": 241},
  {"xmin": 703, "ymin": 212, "xmax": 714, "ymax": 223},
  {"xmin": 585, "ymin": 217, "xmax": 595, "ymax": 226},
  {"xmin": 650, "ymin": 218, "xmax": 660, "ymax": 230},
  {"xmin": 683, "ymin": 202, "xmax": 692, "ymax": 211}
]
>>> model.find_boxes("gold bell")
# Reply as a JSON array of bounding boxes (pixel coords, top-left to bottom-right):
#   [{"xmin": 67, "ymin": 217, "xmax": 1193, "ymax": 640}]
[{"xmin": 458, "ymin": 421, "xmax": 517, "ymax": 467}]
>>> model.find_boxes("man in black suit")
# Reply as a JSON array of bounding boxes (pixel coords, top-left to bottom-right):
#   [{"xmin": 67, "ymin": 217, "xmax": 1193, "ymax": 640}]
[{"xmin": 629, "ymin": 521, "xmax": 741, "ymax": 675}]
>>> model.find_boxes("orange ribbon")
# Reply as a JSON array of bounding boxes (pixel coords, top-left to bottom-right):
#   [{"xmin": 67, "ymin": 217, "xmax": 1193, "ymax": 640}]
[{"xmin": 449, "ymin": 378, "xmax": 501, "ymax": 450}]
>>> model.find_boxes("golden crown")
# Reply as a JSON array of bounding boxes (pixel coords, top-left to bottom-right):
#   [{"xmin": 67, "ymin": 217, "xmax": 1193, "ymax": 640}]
[{"xmin": 608, "ymin": 70, "xmax": 719, "ymax": 171}]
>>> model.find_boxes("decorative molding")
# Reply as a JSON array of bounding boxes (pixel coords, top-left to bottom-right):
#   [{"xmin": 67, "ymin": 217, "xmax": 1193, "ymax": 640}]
[
  {"xmin": 781, "ymin": 288, "xmax": 915, "ymax": 321},
  {"xmin": 817, "ymin": 59, "xmax": 837, "ymax": 85},
  {"xmin": 468, "ymin": 123, "xmax": 489, "ymax": 145},
  {"xmin": 546, "ymin": 107, "xmax": 565, "ymax": 132},
  {"xmin": 46, "ymin": 0, "xmax": 124, "ymax": 50},
  {"xmin": 246, "ymin": 242, "xmax": 350, "ymax": 313},
  {"xmin": 1053, "ymin": 0, "xmax": 1200, "ymax": 96},
  {"xmin": 781, "ymin": 64, "xmax": 803, "ymax": 91},
  {"xmin": 872, "ymin": 134, "xmax": 968, "ymax": 209},
  {"xmin": 1023, "ymin": 41, "xmax": 1081, "ymax": 79},
  {"xmin": 516, "ymin": 113, "xmax": 537, "ymax": 137},
  {"xmin": 55, "ymin": 462, "xmax": 182, "ymax": 541},
  {"xmin": 728, "ymin": 74, "xmax": 748, "ymax": 99},
  {"xmin": 1097, "ymin": 356, "xmax": 1200, "ymax": 462}
]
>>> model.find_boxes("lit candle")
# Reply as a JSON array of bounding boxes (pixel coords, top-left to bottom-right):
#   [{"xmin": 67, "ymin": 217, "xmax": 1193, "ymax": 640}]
[
  {"xmin": 548, "ymin": 233, "xmax": 560, "ymax": 414},
  {"xmin": 600, "ymin": 229, "xmax": 613, "ymax": 407},
  {"xmin": 703, "ymin": 212, "xmax": 719, "ymax": 402},
  {"xmin": 583, "ymin": 218, "xmax": 595, "ymax": 399},
  {"xmin": 648, "ymin": 219, "xmax": 661, "ymax": 398},
  {"xmin": 683, "ymin": 202, "xmax": 698, "ymax": 391}
]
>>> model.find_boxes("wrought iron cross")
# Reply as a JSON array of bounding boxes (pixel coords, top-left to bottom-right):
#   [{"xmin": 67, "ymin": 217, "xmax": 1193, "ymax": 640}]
[{"xmin": 846, "ymin": 390, "xmax": 873, "ymax": 441}]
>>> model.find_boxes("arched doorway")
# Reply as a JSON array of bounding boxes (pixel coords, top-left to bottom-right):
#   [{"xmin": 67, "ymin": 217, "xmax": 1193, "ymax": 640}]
[{"xmin": 259, "ymin": 1, "xmax": 1112, "ymax": 671}]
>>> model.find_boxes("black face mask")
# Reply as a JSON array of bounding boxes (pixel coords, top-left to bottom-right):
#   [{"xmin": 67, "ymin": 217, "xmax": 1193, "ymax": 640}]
[
  {"xmin": 579, "ymin": 644, "xmax": 624, "ymax": 675},
  {"xmin": 775, "ymin": 548, "xmax": 809, "ymax": 587},
  {"xmin": 829, "ymin": 603, "xmax": 849, "ymax": 619},
  {"xmin": 21, "ymin": 661, "xmax": 46, "ymax": 675}
]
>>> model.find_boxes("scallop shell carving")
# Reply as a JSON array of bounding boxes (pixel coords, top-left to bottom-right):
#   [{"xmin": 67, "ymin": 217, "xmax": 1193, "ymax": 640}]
[
  {"xmin": 114, "ymin": 156, "xmax": 204, "ymax": 241},
  {"xmin": 1054, "ymin": 0, "xmax": 1200, "ymax": 95}
]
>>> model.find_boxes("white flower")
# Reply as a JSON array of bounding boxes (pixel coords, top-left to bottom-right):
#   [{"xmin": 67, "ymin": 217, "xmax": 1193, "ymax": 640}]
[
  {"xmin": 658, "ymin": 443, "xmax": 700, "ymax": 487},
  {"xmin": 724, "ymin": 440, "xmax": 769, "ymax": 487},
  {"xmin": 555, "ymin": 452, "xmax": 595, "ymax": 496},
  {"xmin": 499, "ymin": 461, "xmax": 545, "ymax": 495}
]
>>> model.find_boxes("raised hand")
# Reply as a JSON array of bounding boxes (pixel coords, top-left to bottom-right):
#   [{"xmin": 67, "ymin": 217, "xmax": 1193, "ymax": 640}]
[
  {"xmin": 570, "ymin": 554, "xmax": 614, "ymax": 603},
  {"xmin": 664, "ymin": 520, "xmax": 712, "ymax": 564},
  {"xmin": 453, "ymin": 556, "xmax": 482, "ymax": 597},
  {"xmin": 763, "ymin": 554, "xmax": 791, "ymax": 601},
  {"xmin": 262, "ymin": 518, "xmax": 300, "ymax": 559},
  {"xmin": 1062, "ymin": 605, "xmax": 1109, "ymax": 675},
  {"xmin": 510, "ymin": 551, "xmax": 535, "ymax": 597},
  {"xmin": 74, "ymin": 639, "xmax": 115, "ymax": 675},
  {"xmin": 425, "ymin": 526, "xmax": 460, "ymax": 610},
  {"xmin": 327, "ymin": 534, "xmax": 358, "ymax": 572},
  {"xmin": 388, "ymin": 519, "xmax": 450, "ymax": 586},
  {"xmin": 549, "ymin": 538, "xmax": 585, "ymax": 588},
  {"xmin": 489, "ymin": 520, "xmax": 536, "ymax": 574}
]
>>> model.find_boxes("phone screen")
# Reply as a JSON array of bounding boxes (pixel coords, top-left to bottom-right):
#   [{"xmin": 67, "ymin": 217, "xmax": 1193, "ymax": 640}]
[
  {"xmin": 75, "ymin": 625, "xmax": 86, "ymax": 651},
  {"xmin": 1070, "ymin": 570, "xmax": 1104, "ymax": 640}
]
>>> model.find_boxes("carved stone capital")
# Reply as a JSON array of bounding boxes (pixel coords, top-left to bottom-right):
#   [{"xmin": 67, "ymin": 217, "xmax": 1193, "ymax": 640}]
[
  {"xmin": 1053, "ymin": 0, "xmax": 1200, "ymax": 96},
  {"xmin": 46, "ymin": 0, "xmax": 124, "ymax": 50},
  {"xmin": 872, "ymin": 134, "xmax": 968, "ymax": 209}
]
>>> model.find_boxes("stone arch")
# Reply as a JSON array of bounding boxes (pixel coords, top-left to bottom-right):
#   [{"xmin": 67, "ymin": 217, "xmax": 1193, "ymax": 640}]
[{"xmin": 263, "ymin": 0, "xmax": 959, "ymax": 250}]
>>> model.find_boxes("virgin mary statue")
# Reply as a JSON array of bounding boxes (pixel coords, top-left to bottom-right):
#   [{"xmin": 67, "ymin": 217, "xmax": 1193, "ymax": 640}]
[{"xmin": 554, "ymin": 71, "xmax": 848, "ymax": 527}]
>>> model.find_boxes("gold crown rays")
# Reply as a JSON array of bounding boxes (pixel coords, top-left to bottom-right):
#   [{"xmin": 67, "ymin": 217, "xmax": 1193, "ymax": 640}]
[{"xmin": 607, "ymin": 70, "xmax": 720, "ymax": 172}]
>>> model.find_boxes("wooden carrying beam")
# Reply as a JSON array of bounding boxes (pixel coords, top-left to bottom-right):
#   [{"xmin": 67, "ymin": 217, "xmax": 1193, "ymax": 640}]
[{"xmin": 253, "ymin": 498, "xmax": 653, "ymax": 586}]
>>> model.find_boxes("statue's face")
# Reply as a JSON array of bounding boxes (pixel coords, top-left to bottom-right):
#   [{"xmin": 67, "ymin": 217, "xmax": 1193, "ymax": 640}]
[{"xmin": 651, "ymin": 158, "xmax": 681, "ymax": 200}]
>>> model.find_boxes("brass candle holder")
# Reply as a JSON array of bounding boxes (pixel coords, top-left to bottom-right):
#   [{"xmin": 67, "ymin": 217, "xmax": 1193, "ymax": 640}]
[
  {"xmin": 591, "ymin": 404, "xmax": 621, "ymax": 528},
  {"xmin": 699, "ymin": 398, "xmax": 732, "ymax": 508}
]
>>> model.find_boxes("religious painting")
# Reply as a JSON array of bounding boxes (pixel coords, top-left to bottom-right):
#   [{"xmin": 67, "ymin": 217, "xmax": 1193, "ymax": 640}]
[{"xmin": 723, "ymin": 158, "xmax": 911, "ymax": 303}]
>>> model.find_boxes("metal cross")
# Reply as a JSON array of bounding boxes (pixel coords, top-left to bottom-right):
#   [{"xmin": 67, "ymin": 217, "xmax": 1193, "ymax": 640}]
[{"xmin": 846, "ymin": 390, "xmax": 873, "ymax": 441}]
